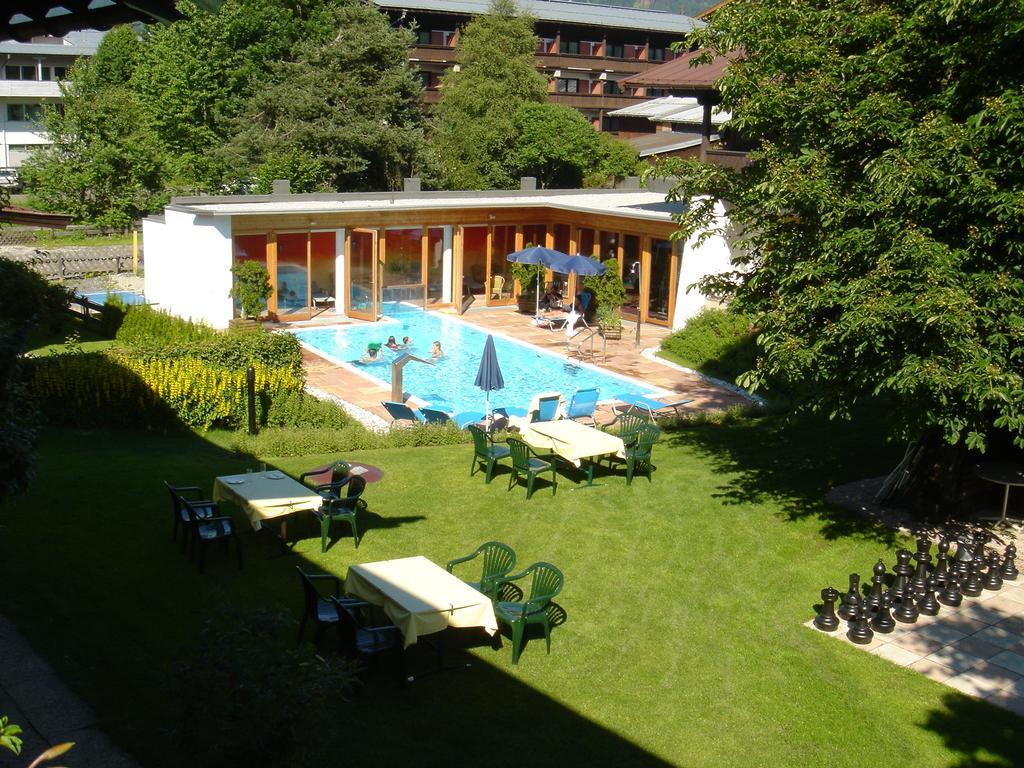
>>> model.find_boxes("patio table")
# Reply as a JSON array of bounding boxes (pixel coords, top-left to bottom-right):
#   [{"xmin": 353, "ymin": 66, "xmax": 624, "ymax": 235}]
[
  {"xmin": 345, "ymin": 555, "xmax": 498, "ymax": 649},
  {"xmin": 520, "ymin": 419, "xmax": 625, "ymax": 485},
  {"xmin": 213, "ymin": 471, "xmax": 323, "ymax": 532}
]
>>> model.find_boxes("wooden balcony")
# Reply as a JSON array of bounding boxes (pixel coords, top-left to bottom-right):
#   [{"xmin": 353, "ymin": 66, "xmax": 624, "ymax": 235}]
[
  {"xmin": 409, "ymin": 45, "xmax": 457, "ymax": 64},
  {"xmin": 548, "ymin": 92, "xmax": 649, "ymax": 111},
  {"xmin": 533, "ymin": 52, "xmax": 651, "ymax": 75}
]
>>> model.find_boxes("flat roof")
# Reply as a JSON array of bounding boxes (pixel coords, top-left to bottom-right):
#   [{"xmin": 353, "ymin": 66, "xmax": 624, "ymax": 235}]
[
  {"xmin": 0, "ymin": 29, "xmax": 103, "ymax": 56},
  {"xmin": 373, "ymin": 0, "xmax": 703, "ymax": 34},
  {"xmin": 608, "ymin": 95, "xmax": 730, "ymax": 124},
  {"xmin": 627, "ymin": 131, "xmax": 707, "ymax": 157},
  {"xmin": 166, "ymin": 188, "xmax": 685, "ymax": 224}
]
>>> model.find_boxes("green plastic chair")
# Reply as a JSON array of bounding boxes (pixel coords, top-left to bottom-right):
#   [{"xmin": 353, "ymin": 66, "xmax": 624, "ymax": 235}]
[
  {"xmin": 619, "ymin": 422, "xmax": 661, "ymax": 485},
  {"xmin": 316, "ymin": 476, "xmax": 366, "ymax": 551},
  {"xmin": 468, "ymin": 424, "xmax": 510, "ymax": 483},
  {"xmin": 610, "ymin": 410, "xmax": 650, "ymax": 448},
  {"xmin": 506, "ymin": 437, "xmax": 557, "ymax": 499},
  {"xmin": 494, "ymin": 562, "xmax": 564, "ymax": 664},
  {"xmin": 445, "ymin": 541, "xmax": 517, "ymax": 599}
]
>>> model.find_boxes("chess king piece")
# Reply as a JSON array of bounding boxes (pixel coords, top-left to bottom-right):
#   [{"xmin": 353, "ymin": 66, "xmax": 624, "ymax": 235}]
[
  {"xmin": 938, "ymin": 574, "xmax": 963, "ymax": 608},
  {"xmin": 838, "ymin": 573, "xmax": 862, "ymax": 622},
  {"xmin": 962, "ymin": 558, "xmax": 984, "ymax": 597},
  {"xmin": 892, "ymin": 550, "xmax": 913, "ymax": 597},
  {"xmin": 911, "ymin": 540, "xmax": 933, "ymax": 595},
  {"xmin": 847, "ymin": 603, "xmax": 875, "ymax": 645},
  {"xmin": 871, "ymin": 591, "xmax": 896, "ymax": 634},
  {"xmin": 1001, "ymin": 543, "xmax": 1019, "ymax": 581},
  {"xmin": 866, "ymin": 559, "xmax": 887, "ymax": 613},
  {"xmin": 815, "ymin": 587, "xmax": 841, "ymax": 632},
  {"xmin": 982, "ymin": 551, "xmax": 1004, "ymax": 591},
  {"xmin": 932, "ymin": 538, "xmax": 951, "ymax": 589},
  {"xmin": 892, "ymin": 585, "xmax": 920, "ymax": 623},
  {"xmin": 917, "ymin": 576, "xmax": 941, "ymax": 616}
]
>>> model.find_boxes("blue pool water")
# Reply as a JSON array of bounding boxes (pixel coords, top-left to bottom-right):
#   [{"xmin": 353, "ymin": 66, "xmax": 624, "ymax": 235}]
[
  {"xmin": 290, "ymin": 306, "xmax": 660, "ymax": 414},
  {"xmin": 80, "ymin": 290, "xmax": 146, "ymax": 306}
]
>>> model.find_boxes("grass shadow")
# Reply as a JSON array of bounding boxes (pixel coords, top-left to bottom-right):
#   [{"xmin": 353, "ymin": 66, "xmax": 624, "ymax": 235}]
[{"xmin": 919, "ymin": 691, "xmax": 1024, "ymax": 767}]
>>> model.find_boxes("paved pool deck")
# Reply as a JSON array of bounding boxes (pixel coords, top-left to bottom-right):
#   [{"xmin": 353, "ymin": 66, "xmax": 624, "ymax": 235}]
[{"xmin": 272, "ymin": 305, "xmax": 751, "ymax": 426}]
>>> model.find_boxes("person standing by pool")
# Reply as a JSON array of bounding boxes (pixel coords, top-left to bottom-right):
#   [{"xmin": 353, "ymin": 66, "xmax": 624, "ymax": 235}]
[{"xmin": 431, "ymin": 340, "xmax": 443, "ymax": 359}]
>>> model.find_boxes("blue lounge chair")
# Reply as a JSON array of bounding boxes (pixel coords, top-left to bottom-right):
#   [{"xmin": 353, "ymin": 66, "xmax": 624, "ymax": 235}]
[
  {"xmin": 612, "ymin": 393, "xmax": 693, "ymax": 420},
  {"xmin": 421, "ymin": 407, "xmax": 453, "ymax": 425},
  {"xmin": 455, "ymin": 411, "xmax": 486, "ymax": 429},
  {"xmin": 566, "ymin": 387, "xmax": 599, "ymax": 426},
  {"xmin": 381, "ymin": 401, "xmax": 424, "ymax": 428},
  {"xmin": 532, "ymin": 394, "xmax": 562, "ymax": 423}
]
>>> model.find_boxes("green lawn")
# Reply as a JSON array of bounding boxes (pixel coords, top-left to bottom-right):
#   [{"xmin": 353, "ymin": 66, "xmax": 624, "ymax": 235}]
[
  {"xmin": 24, "ymin": 315, "xmax": 115, "ymax": 356},
  {"xmin": 3, "ymin": 415, "xmax": 1022, "ymax": 767}
]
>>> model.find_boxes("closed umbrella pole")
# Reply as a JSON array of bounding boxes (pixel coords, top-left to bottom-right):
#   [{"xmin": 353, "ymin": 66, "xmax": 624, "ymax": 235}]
[{"xmin": 473, "ymin": 334, "xmax": 505, "ymax": 430}]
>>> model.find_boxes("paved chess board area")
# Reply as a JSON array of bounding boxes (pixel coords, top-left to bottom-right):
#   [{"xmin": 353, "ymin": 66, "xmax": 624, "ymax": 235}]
[{"xmin": 808, "ymin": 584, "xmax": 1024, "ymax": 716}]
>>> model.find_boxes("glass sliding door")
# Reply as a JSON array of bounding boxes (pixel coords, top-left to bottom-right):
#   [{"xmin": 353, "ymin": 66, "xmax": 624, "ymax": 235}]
[
  {"xmin": 621, "ymin": 234, "xmax": 641, "ymax": 320},
  {"xmin": 276, "ymin": 233, "xmax": 309, "ymax": 318},
  {"xmin": 488, "ymin": 225, "xmax": 515, "ymax": 305},
  {"xmin": 346, "ymin": 229, "xmax": 378, "ymax": 321},
  {"xmin": 647, "ymin": 238, "xmax": 677, "ymax": 324},
  {"xmin": 461, "ymin": 225, "xmax": 488, "ymax": 305},
  {"xmin": 232, "ymin": 234, "xmax": 267, "ymax": 319},
  {"xmin": 426, "ymin": 227, "xmax": 444, "ymax": 305},
  {"xmin": 383, "ymin": 227, "xmax": 424, "ymax": 311},
  {"xmin": 310, "ymin": 232, "xmax": 336, "ymax": 315}
]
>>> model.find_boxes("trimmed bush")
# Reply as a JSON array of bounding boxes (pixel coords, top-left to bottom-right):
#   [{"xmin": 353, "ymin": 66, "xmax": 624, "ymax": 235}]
[
  {"xmin": 264, "ymin": 391, "xmax": 352, "ymax": 430},
  {"xmin": 659, "ymin": 308, "xmax": 758, "ymax": 384},
  {"xmin": 115, "ymin": 304, "xmax": 216, "ymax": 346},
  {"xmin": 230, "ymin": 422, "xmax": 473, "ymax": 457}
]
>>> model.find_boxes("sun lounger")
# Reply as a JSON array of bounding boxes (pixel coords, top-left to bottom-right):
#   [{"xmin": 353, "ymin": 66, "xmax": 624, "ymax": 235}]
[
  {"xmin": 381, "ymin": 400, "xmax": 424, "ymax": 428},
  {"xmin": 612, "ymin": 393, "xmax": 693, "ymax": 420}
]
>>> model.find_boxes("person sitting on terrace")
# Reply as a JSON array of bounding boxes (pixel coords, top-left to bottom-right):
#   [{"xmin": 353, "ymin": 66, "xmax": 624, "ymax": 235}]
[{"xmin": 540, "ymin": 284, "xmax": 563, "ymax": 311}]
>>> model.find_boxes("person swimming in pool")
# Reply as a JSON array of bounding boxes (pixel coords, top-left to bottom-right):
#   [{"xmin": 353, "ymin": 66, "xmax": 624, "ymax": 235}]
[
  {"xmin": 401, "ymin": 336, "xmax": 412, "ymax": 348},
  {"xmin": 431, "ymin": 340, "xmax": 443, "ymax": 359},
  {"xmin": 358, "ymin": 342, "xmax": 382, "ymax": 363},
  {"xmin": 385, "ymin": 335, "xmax": 400, "ymax": 351}
]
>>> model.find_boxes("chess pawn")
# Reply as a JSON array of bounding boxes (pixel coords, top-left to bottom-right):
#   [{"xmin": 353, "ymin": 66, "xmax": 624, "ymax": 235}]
[
  {"xmin": 838, "ymin": 573, "xmax": 862, "ymax": 622},
  {"xmin": 871, "ymin": 591, "xmax": 896, "ymax": 634},
  {"xmin": 865, "ymin": 559, "xmax": 887, "ymax": 613},
  {"xmin": 892, "ymin": 550, "xmax": 913, "ymax": 597},
  {"xmin": 847, "ymin": 604, "xmax": 875, "ymax": 645},
  {"xmin": 932, "ymin": 538, "xmax": 951, "ymax": 589},
  {"xmin": 911, "ymin": 547, "xmax": 932, "ymax": 595},
  {"xmin": 938, "ymin": 574, "xmax": 963, "ymax": 608},
  {"xmin": 938, "ymin": 574, "xmax": 963, "ymax": 607},
  {"xmin": 982, "ymin": 551, "xmax": 1003, "ymax": 591},
  {"xmin": 1001, "ymin": 544, "xmax": 1019, "ymax": 581},
  {"xmin": 917, "ymin": 576, "xmax": 941, "ymax": 616},
  {"xmin": 974, "ymin": 531, "xmax": 990, "ymax": 562},
  {"xmin": 961, "ymin": 558, "xmax": 984, "ymax": 597},
  {"xmin": 892, "ymin": 586, "xmax": 919, "ymax": 623},
  {"xmin": 814, "ymin": 587, "xmax": 841, "ymax": 632}
]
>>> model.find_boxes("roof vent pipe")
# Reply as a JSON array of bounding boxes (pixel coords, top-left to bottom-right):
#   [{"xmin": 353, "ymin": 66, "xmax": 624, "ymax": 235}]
[
  {"xmin": 271, "ymin": 179, "xmax": 291, "ymax": 195},
  {"xmin": 403, "ymin": 177, "xmax": 421, "ymax": 193},
  {"xmin": 520, "ymin": 177, "xmax": 537, "ymax": 191}
]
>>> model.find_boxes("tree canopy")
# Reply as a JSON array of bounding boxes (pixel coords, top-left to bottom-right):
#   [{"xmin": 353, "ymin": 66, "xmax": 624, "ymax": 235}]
[
  {"xmin": 663, "ymin": 0, "xmax": 1024, "ymax": 453},
  {"xmin": 430, "ymin": 0, "xmax": 548, "ymax": 189}
]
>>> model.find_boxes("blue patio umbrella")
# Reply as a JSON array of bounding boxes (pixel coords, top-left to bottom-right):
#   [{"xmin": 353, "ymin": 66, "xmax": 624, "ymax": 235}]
[
  {"xmin": 551, "ymin": 253, "xmax": 608, "ymax": 277},
  {"xmin": 506, "ymin": 245, "xmax": 573, "ymax": 318},
  {"xmin": 473, "ymin": 334, "xmax": 505, "ymax": 425}
]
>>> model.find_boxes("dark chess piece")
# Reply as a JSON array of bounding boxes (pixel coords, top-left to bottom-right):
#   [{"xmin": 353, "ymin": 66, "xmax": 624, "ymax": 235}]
[
  {"xmin": 847, "ymin": 604, "xmax": 875, "ymax": 645},
  {"xmin": 974, "ymin": 531, "xmax": 990, "ymax": 562},
  {"xmin": 933, "ymin": 538, "xmax": 951, "ymax": 589},
  {"xmin": 954, "ymin": 536, "xmax": 975, "ymax": 581},
  {"xmin": 892, "ymin": 586, "xmax": 920, "ymax": 623},
  {"xmin": 1001, "ymin": 544, "xmax": 1019, "ymax": 581},
  {"xmin": 815, "ymin": 587, "xmax": 841, "ymax": 631},
  {"xmin": 983, "ymin": 551, "xmax": 1003, "ymax": 591},
  {"xmin": 865, "ymin": 559, "xmax": 887, "ymax": 613},
  {"xmin": 962, "ymin": 558, "xmax": 984, "ymax": 597},
  {"xmin": 917, "ymin": 576, "xmax": 941, "ymax": 616},
  {"xmin": 837, "ymin": 573, "xmax": 862, "ymax": 621},
  {"xmin": 892, "ymin": 550, "xmax": 913, "ymax": 597},
  {"xmin": 911, "ymin": 541, "xmax": 932, "ymax": 595},
  {"xmin": 938, "ymin": 574, "xmax": 963, "ymax": 608},
  {"xmin": 871, "ymin": 591, "xmax": 896, "ymax": 634}
]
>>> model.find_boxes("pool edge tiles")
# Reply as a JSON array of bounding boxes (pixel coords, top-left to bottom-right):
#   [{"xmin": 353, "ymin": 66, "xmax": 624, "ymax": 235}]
[{"xmin": 289, "ymin": 311, "xmax": 669, "ymax": 412}]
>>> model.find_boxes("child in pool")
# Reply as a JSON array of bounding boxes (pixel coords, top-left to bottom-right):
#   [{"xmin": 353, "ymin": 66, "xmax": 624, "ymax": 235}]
[
  {"xmin": 401, "ymin": 336, "xmax": 412, "ymax": 348},
  {"xmin": 385, "ymin": 335, "xmax": 400, "ymax": 351},
  {"xmin": 359, "ymin": 343, "xmax": 382, "ymax": 363},
  {"xmin": 431, "ymin": 340, "xmax": 443, "ymax": 359}
]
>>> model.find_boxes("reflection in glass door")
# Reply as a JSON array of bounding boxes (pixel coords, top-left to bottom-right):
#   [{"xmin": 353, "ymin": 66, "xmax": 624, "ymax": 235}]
[
  {"xmin": 488, "ymin": 225, "xmax": 516, "ymax": 305},
  {"xmin": 347, "ymin": 229, "xmax": 378, "ymax": 321},
  {"xmin": 276, "ymin": 233, "xmax": 309, "ymax": 318},
  {"xmin": 647, "ymin": 238, "xmax": 676, "ymax": 324},
  {"xmin": 621, "ymin": 234, "xmax": 641, "ymax": 320}
]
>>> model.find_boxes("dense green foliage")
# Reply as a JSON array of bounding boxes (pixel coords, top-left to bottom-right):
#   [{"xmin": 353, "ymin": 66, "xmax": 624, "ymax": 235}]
[
  {"xmin": 115, "ymin": 304, "xmax": 217, "ymax": 345},
  {"xmin": 0, "ymin": 258, "xmax": 70, "ymax": 502},
  {"xmin": 9, "ymin": 422, "xmax": 1021, "ymax": 768},
  {"xmin": 430, "ymin": 0, "xmax": 548, "ymax": 189},
  {"xmin": 582, "ymin": 258, "xmax": 627, "ymax": 326},
  {"xmin": 509, "ymin": 260, "xmax": 546, "ymax": 297},
  {"xmin": 229, "ymin": 261, "xmax": 273, "ymax": 319},
  {"xmin": 221, "ymin": 1, "xmax": 424, "ymax": 192},
  {"xmin": 21, "ymin": 26, "xmax": 166, "ymax": 227},
  {"xmin": 660, "ymin": 308, "xmax": 757, "ymax": 383},
  {"xmin": 663, "ymin": 0, "xmax": 1024, "ymax": 454},
  {"xmin": 230, "ymin": 420, "xmax": 471, "ymax": 456}
]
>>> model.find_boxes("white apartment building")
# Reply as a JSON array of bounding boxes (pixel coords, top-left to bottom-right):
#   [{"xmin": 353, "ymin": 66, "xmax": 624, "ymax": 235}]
[{"xmin": 0, "ymin": 30, "xmax": 101, "ymax": 169}]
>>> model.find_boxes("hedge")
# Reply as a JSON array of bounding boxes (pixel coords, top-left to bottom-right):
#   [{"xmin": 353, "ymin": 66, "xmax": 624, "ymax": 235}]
[
  {"xmin": 659, "ymin": 308, "xmax": 758, "ymax": 384},
  {"xmin": 230, "ymin": 422, "xmax": 475, "ymax": 457}
]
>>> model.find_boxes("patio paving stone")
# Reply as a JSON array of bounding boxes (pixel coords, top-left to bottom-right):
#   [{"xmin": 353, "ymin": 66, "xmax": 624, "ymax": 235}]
[
  {"xmin": 988, "ymin": 650, "xmax": 1024, "ymax": 676},
  {"xmin": 944, "ymin": 661, "xmax": 1020, "ymax": 697},
  {"xmin": 924, "ymin": 646, "xmax": 985, "ymax": 673},
  {"xmin": 871, "ymin": 643, "xmax": 922, "ymax": 667},
  {"xmin": 890, "ymin": 633, "xmax": 946, "ymax": 656},
  {"xmin": 907, "ymin": 658, "xmax": 958, "ymax": 683},
  {"xmin": 1000, "ymin": 587, "xmax": 1024, "ymax": 604},
  {"xmin": 983, "ymin": 691, "xmax": 1024, "ymax": 717},
  {"xmin": 983, "ymin": 597, "xmax": 1024, "ymax": 616},
  {"xmin": 972, "ymin": 625, "xmax": 1024, "ymax": 651},
  {"xmin": 916, "ymin": 623, "xmax": 969, "ymax": 645},
  {"xmin": 994, "ymin": 615, "xmax": 1024, "ymax": 634},
  {"xmin": 961, "ymin": 602, "xmax": 1014, "ymax": 625},
  {"xmin": 948, "ymin": 636, "xmax": 1006, "ymax": 661}
]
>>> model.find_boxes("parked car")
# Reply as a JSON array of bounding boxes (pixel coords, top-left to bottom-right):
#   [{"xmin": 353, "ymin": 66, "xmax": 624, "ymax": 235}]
[{"xmin": 0, "ymin": 168, "xmax": 25, "ymax": 193}]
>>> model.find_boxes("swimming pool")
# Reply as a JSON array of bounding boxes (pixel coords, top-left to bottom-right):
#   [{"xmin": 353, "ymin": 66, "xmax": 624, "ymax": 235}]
[
  {"xmin": 79, "ymin": 290, "xmax": 147, "ymax": 306},
  {"xmin": 290, "ymin": 308, "xmax": 662, "ymax": 414}
]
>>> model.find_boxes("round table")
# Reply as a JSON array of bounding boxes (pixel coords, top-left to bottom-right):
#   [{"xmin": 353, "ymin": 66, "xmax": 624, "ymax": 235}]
[
  {"xmin": 975, "ymin": 461, "xmax": 1024, "ymax": 522},
  {"xmin": 345, "ymin": 461, "xmax": 384, "ymax": 484}
]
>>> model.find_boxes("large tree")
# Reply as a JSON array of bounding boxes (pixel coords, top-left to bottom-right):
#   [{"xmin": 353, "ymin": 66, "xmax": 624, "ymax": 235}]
[
  {"xmin": 20, "ymin": 25, "xmax": 166, "ymax": 226},
  {"xmin": 220, "ymin": 0, "xmax": 425, "ymax": 192},
  {"xmin": 430, "ymin": 0, "xmax": 548, "ymax": 189},
  {"xmin": 663, "ymin": 0, "xmax": 1024, "ymax": 465}
]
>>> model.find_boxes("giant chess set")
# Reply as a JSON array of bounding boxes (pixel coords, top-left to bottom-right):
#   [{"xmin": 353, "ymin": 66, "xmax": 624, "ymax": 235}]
[{"xmin": 813, "ymin": 534, "xmax": 1018, "ymax": 642}]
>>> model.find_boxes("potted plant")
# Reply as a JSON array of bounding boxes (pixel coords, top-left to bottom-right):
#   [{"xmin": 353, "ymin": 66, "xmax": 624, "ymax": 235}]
[
  {"xmin": 583, "ymin": 258, "xmax": 627, "ymax": 337},
  {"xmin": 509, "ymin": 261, "xmax": 545, "ymax": 314},
  {"xmin": 230, "ymin": 261, "xmax": 273, "ymax": 326}
]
